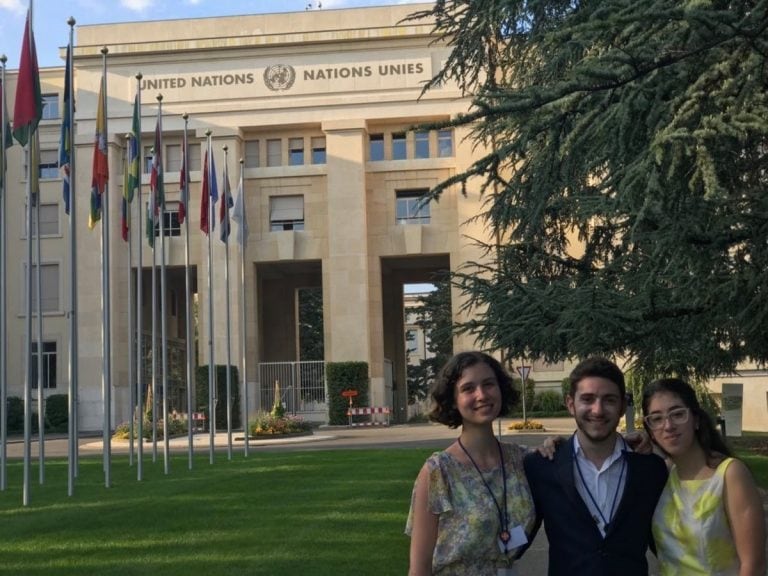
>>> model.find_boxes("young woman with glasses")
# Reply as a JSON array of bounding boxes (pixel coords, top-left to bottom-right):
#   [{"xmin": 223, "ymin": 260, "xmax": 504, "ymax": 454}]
[{"xmin": 642, "ymin": 378, "xmax": 766, "ymax": 576}]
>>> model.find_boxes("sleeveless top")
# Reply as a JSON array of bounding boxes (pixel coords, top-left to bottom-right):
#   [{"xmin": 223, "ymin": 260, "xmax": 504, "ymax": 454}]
[
  {"xmin": 652, "ymin": 458, "xmax": 739, "ymax": 575},
  {"xmin": 405, "ymin": 442, "xmax": 535, "ymax": 575}
]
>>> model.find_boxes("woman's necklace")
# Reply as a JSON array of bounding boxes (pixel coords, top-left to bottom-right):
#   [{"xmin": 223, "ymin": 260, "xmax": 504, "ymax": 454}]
[{"xmin": 457, "ymin": 436, "xmax": 511, "ymax": 552}]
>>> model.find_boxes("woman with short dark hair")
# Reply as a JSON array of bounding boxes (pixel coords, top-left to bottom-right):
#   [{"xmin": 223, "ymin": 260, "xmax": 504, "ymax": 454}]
[{"xmin": 406, "ymin": 351, "xmax": 535, "ymax": 575}]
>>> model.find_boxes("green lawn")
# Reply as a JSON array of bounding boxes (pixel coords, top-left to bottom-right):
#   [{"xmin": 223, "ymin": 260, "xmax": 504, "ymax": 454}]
[
  {"xmin": 0, "ymin": 443, "xmax": 764, "ymax": 576},
  {"xmin": 0, "ymin": 449, "xmax": 432, "ymax": 576}
]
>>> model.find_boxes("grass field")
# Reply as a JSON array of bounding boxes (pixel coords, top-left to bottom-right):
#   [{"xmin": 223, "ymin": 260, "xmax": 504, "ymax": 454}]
[
  {"xmin": 0, "ymin": 438, "xmax": 765, "ymax": 576},
  {"xmin": 0, "ymin": 449, "xmax": 432, "ymax": 576}
]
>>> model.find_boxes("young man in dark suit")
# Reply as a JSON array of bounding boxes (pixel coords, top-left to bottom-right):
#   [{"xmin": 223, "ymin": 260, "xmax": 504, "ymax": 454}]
[{"xmin": 523, "ymin": 357, "xmax": 667, "ymax": 576}]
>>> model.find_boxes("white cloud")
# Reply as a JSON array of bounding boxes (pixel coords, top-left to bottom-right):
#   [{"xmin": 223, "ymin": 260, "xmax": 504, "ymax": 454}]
[
  {"xmin": 0, "ymin": 0, "xmax": 25, "ymax": 14},
  {"xmin": 120, "ymin": 0, "xmax": 154, "ymax": 11}
]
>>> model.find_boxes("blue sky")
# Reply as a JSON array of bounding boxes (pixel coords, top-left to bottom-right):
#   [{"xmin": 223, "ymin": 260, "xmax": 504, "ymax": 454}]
[{"xmin": 0, "ymin": 0, "xmax": 429, "ymax": 70}]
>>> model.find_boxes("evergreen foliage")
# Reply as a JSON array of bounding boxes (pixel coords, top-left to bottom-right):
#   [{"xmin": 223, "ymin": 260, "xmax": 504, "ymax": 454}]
[
  {"xmin": 408, "ymin": 0, "xmax": 768, "ymax": 380},
  {"xmin": 407, "ymin": 278, "xmax": 454, "ymax": 403},
  {"xmin": 326, "ymin": 362, "xmax": 369, "ymax": 425}
]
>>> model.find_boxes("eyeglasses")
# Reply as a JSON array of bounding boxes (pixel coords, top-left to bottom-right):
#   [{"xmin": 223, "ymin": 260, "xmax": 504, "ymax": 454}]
[{"xmin": 644, "ymin": 407, "xmax": 690, "ymax": 430}]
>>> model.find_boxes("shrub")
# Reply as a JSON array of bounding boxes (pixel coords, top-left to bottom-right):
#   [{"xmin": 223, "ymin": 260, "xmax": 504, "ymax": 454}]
[
  {"xmin": 326, "ymin": 362, "xmax": 369, "ymax": 425},
  {"xmin": 532, "ymin": 390, "xmax": 564, "ymax": 413},
  {"xmin": 249, "ymin": 412, "xmax": 312, "ymax": 436},
  {"xmin": 512, "ymin": 377, "xmax": 536, "ymax": 412},
  {"xmin": 508, "ymin": 420, "xmax": 545, "ymax": 431},
  {"xmin": 45, "ymin": 394, "xmax": 68, "ymax": 432},
  {"xmin": 113, "ymin": 412, "xmax": 187, "ymax": 440},
  {"xmin": 4, "ymin": 396, "xmax": 24, "ymax": 433},
  {"xmin": 196, "ymin": 364, "xmax": 241, "ymax": 431}
]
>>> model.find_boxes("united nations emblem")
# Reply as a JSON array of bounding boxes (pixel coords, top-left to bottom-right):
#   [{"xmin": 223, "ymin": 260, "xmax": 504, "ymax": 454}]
[{"xmin": 263, "ymin": 64, "xmax": 296, "ymax": 92}]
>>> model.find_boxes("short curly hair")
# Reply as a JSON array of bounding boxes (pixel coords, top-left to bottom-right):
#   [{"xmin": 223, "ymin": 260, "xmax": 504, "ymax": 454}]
[{"xmin": 428, "ymin": 351, "xmax": 519, "ymax": 428}]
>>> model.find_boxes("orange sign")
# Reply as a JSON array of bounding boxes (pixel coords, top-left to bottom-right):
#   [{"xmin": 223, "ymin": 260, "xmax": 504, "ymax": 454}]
[{"xmin": 341, "ymin": 389, "xmax": 359, "ymax": 398}]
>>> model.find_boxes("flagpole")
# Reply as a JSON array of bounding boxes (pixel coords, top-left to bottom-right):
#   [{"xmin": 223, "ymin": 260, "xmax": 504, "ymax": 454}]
[
  {"xmin": 149, "ymin": 193, "xmax": 157, "ymax": 463},
  {"xmin": 65, "ymin": 16, "xmax": 78, "ymax": 497},
  {"xmin": 236, "ymin": 158, "xmax": 249, "ymax": 458},
  {"xmin": 150, "ymin": 192, "xmax": 157, "ymax": 463},
  {"xmin": 222, "ymin": 146, "xmax": 232, "ymax": 460},
  {"xmin": 0, "ymin": 54, "xmax": 8, "ymax": 490},
  {"xmin": 99, "ymin": 46, "xmax": 112, "ymax": 488},
  {"xmin": 156, "ymin": 94, "xmax": 170, "ymax": 474},
  {"xmin": 206, "ymin": 130, "xmax": 215, "ymax": 464},
  {"xmin": 125, "ymin": 134, "xmax": 134, "ymax": 467},
  {"xmin": 35, "ymin": 131, "xmax": 44, "ymax": 485},
  {"xmin": 182, "ymin": 113, "xmax": 194, "ymax": 469},
  {"xmin": 134, "ymin": 73, "xmax": 144, "ymax": 481},
  {"xmin": 21, "ymin": 3, "xmax": 36, "ymax": 507}
]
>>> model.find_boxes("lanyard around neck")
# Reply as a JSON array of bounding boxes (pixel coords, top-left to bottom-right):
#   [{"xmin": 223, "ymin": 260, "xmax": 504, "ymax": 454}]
[
  {"xmin": 573, "ymin": 435, "xmax": 627, "ymax": 532},
  {"xmin": 457, "ymin": 437, "xmax": 509, "ymax": 543}
]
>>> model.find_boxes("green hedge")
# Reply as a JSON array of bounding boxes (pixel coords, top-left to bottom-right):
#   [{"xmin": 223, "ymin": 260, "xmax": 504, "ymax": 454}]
[
  {"xmin": 195, "ymin": 365, "xmax": 241, "ymax": 430},
  {"xmin": 3, "ymin": 396, "xmax": 24, "ymax": 433},
  {"xmin": 45, "ymin": 394, "xmax": 69, "ymax": 432},
  {"xmin": 326, "ymin": 362, "xmax": 369, "ymax": 425}
]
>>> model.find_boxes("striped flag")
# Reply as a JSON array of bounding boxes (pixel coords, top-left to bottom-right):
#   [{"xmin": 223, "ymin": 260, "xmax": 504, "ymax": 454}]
[
  {"xmin": 200, "ymin": 149, "xmax": 218, "ymax": 235},
  {"xmin": 231, "ymin": 162, "xmax": 248, "ymax": 247},
  {"xmin": 219, "ymin": 158, "xmax": 233, "ymax": 242},
  {"xmin": 13, "ymin": 10, "xmax": 43, "ymax": 147},
  {"xmin": 178, "ymin": 133, "xmax": 188, "ymax": 224},
  {"xmin": 59, "ymin": 44, "xmax": 73, "ymax": 214},
  {"xmin": 122, "ymin": 94, "xmax": 140, "ymax": 241},
  {"xmin": 89, "ymin": 75, "xmax": 108, "ymax": 229}
]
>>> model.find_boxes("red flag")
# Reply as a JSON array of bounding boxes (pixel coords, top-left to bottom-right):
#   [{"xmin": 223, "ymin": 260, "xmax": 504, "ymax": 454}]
[{"xmin": 13, "ymin": 10, "xmax": 43, "ymax": 147}]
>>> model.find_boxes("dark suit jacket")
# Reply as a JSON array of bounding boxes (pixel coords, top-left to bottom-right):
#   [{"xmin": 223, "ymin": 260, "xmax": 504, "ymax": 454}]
[{"xmin": 523, "ymin": 435, "xmax": 667, "ymax": 576}]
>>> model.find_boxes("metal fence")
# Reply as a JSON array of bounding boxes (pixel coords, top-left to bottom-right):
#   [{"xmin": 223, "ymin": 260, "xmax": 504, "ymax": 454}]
[{"xmin": 257, "ymin": 361, "xmax": 327, "ymax": 421}]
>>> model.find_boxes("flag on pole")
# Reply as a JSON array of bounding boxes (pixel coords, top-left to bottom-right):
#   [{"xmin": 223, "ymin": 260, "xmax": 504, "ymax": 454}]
[
  {"xmin": 150, "ymin": 108, "xmax": 164, "ymax": 213},
  {"xmin": 122, "ymin": 94, "xmax": 140, "ymax": 241},
  {"xmin": 59, "ymin": 44, "xmax": 73, "ymax": 214},
  {"xmin": 178, "ymin": 134, "xmax": 188, "ymax": 224},
  {"xmin": 200, "ymin": 149, "xmax": 218, "ymax": 235},
  {"xmin": 13, "ymin": 10, "xmax": 43, "ymax": 147},
  {"xmin": 219, "ymin": 159, "xmax": 233, "ymax": 242},
  {"xmin": 0, "ymin": 76, "xmax": 12, "ymax": 190},
  {"xmin": 231, "ymin": 163, "xmax": 249, "ymax": 247},
  {"xmin": 89, "ymin": 75, "xmax": 108, "ymax": 229}
]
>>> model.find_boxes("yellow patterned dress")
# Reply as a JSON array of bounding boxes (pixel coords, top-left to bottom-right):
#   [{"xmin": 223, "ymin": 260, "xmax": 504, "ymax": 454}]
[
  {"xmin": 652, "ymin": 458, "xmax": 739, "ymax": 575},
  {"xmin": 405, "ymin": 443, "xmax": 535, "ymax": 575}
]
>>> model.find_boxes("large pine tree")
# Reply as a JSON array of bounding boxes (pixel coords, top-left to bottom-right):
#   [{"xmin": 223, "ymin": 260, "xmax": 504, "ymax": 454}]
[{"xmin": 410, "ymin": 0, "xmax": 768, "ymax": 380}]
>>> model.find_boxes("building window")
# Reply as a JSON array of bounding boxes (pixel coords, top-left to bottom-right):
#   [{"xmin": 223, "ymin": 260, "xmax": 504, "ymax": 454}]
[
  {"xmin": 143, "ymin": 145, "xmax": 154, "ymax": 174},
  {"xmin": 245, "ymin": 140, "xmax": 260, "ymax": 168},
  {"xmin": 270, "ymin": 195, "xmax": 304, "ymax": 231},
  {"xmin": 31, "ymin": 341, "xmax": 57, "ymax": 389},
  {"xmin": 414, "ymin": 131, "xmax": 430, "ymax": 159},
  {"xmin": 25, "ymin": 263, "xmax": 60, "ymax": 313},
  {"xmin": 153, "ymin": 202, "xmax": 182, "ymax": 237},
  {"xmin": 437, "ymin": 129, "xmax": 454, "ymax": 158},
  {"xmin": 311, "ymin": 137, "xmax": 326, "ymax": 164},
  {"xmin": 188, "ymin": 142, "xmax": 201, "ymax": 172},
  {"xmin": 369, "ymin": 133, "xmax": 384, "ymax": 161},
  {"xmin": 392, "ymin": 132, "xmax": 407, "ymax": 160},
  {"xmin": 41, "ymin": 94, "xmax": 59, "ymax": 120},
  {"xmin": 267, "ymin": 139, "xmax": 282, "ymax": 167},
  {"xmin": 39, "ymin": 149, "xmax": 59, "ymax": 179},
  {"xmin": 289, "ymin": 138, "xmax": 304, "ymax": 166},
  {"xmin": 165, "ymin": 144, "xmax": 181, "ymax": 173},
  {"xmin": 396, "ymin": 190, "xmax": 430, "ymax": 225},
  {"xmin": 28, "ymin": 203, "xmax": 59, "ymax": 236}
]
